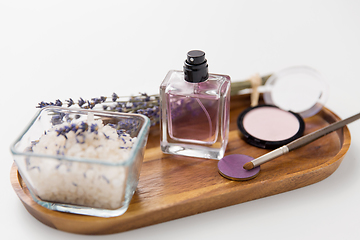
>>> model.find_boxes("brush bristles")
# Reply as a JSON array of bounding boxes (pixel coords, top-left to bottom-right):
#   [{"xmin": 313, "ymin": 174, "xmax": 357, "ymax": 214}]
[{"xmin": 243, "ymin": 162, "xmax": 254, "ymax": 170}]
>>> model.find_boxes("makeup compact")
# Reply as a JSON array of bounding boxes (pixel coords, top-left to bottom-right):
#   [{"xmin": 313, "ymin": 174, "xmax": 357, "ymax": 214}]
[{"xmin": 237, "ymin": 66, "xmax": 329, "ymax": 149}]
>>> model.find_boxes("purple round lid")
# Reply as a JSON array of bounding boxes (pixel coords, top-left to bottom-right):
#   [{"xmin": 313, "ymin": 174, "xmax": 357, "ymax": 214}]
[{"xmin": 218, "ymin": 154, "xmax": 260, "ymax": 181}]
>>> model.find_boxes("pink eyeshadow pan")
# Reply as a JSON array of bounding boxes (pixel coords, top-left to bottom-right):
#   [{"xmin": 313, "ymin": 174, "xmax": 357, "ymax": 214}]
[
  {"xmin": 243, "ymin": 107, "xmax": 300, "ymax": 141},
  {"xmin": 237, "ymin": 105, "xmax": 305, "ymax": 149}
]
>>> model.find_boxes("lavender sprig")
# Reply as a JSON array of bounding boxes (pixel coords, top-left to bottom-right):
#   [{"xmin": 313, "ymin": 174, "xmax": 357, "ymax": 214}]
[
  {"xmin": 55, "ymin": 122, "xmax": 89, "ymax": 138},
  {"xmin": 37, "ymin": 92, "xmax": 160, "ymax": 126},
  {"xmin": 52, "ymin": 120, "xmax": 135, "ymax": 143},
  {"xmin": 35, "ymin": 75, "xmax": 272, "ymax": 127}
]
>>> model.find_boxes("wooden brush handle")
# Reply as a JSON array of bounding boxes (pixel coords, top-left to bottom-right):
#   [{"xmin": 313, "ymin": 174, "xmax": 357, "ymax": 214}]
[{"xmin": 288, "ymin": 112, "xmax": 360, "ymax": 151}]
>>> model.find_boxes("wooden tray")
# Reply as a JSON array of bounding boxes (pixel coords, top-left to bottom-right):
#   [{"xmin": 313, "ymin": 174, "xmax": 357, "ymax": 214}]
[{"xmin": 10, "ymin": 94, "xmax": 351, "ymax": 235}]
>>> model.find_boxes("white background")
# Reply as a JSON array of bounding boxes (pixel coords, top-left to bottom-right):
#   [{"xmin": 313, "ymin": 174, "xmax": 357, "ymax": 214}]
[{"xmin": 1, "ymin": 0, "xmax": 360, "ymax": 239}]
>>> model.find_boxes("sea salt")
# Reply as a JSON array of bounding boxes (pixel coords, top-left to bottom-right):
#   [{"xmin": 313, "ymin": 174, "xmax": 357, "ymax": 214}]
[{"xmin": 26, "ymin": 113, "xmax": 136, "ymax": 210}]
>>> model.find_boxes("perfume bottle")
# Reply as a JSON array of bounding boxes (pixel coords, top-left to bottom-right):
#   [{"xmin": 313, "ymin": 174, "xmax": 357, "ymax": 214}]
[{"xmin": 160, "ymin": 50, "xmax": 231, "ymax": 160}]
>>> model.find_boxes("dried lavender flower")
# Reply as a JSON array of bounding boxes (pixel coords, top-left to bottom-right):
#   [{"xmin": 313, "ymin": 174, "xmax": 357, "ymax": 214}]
[
  {"xmin": 79, "ymin": 122, "xmax": 88, "ymax": 132},
  {"xmin": 78, "ymin": 98, "xmax": 86, "ymax": 107},
  {"xmin": 66, "ymin": 98, "xmax": 74, "ymax": 107},
  {"xmin": 90, "ymin": 123, "xmax": 99, "ymax": 134},
  {"xmin": 55, "ymin": 99, "xmax": 62, "ymax": 107},
  {"xmin": 112, "ymin": 93, "xmax": 118, "ymax": 102}
]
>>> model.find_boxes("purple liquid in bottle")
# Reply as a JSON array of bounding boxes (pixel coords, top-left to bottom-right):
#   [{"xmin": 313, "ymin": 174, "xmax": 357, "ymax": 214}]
[{"xmin": 167, "ymin": 90, "xmax": 219, "ymax": 144}]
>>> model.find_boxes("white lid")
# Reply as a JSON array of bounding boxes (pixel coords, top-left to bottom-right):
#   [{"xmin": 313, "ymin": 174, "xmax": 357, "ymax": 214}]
[{"xmin": 263, "ymin": 66, "xmax": 329, "ymax": 118}]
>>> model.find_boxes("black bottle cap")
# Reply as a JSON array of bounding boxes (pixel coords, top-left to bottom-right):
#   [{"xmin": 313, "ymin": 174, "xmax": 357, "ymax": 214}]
[{"xmin": 183, "ymin": 50, "xmax": 209, "ymax": 83}]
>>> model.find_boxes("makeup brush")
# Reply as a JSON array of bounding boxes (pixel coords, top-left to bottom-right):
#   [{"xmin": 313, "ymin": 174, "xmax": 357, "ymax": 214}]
[{"xmin": 243, "ymin": 112, "xmax": 360, "ymax": 170}]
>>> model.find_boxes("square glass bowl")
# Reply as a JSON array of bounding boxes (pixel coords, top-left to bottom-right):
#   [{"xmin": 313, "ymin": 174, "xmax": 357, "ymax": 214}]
[{"xmin": 10, "ymin": 107, "xmax": 150, "ymax": 217}]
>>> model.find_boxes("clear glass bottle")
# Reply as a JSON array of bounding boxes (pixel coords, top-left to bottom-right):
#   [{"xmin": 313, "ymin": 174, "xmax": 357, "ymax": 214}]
[{"xmin": 160, "ymin": 50, "xmax": 231, "ymax": 160}]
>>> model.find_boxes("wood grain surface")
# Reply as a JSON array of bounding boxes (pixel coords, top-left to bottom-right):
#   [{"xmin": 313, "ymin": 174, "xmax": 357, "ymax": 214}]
[{"xmin": 10, "ymin": 94, "xmax": 351, "ymax": 235}]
